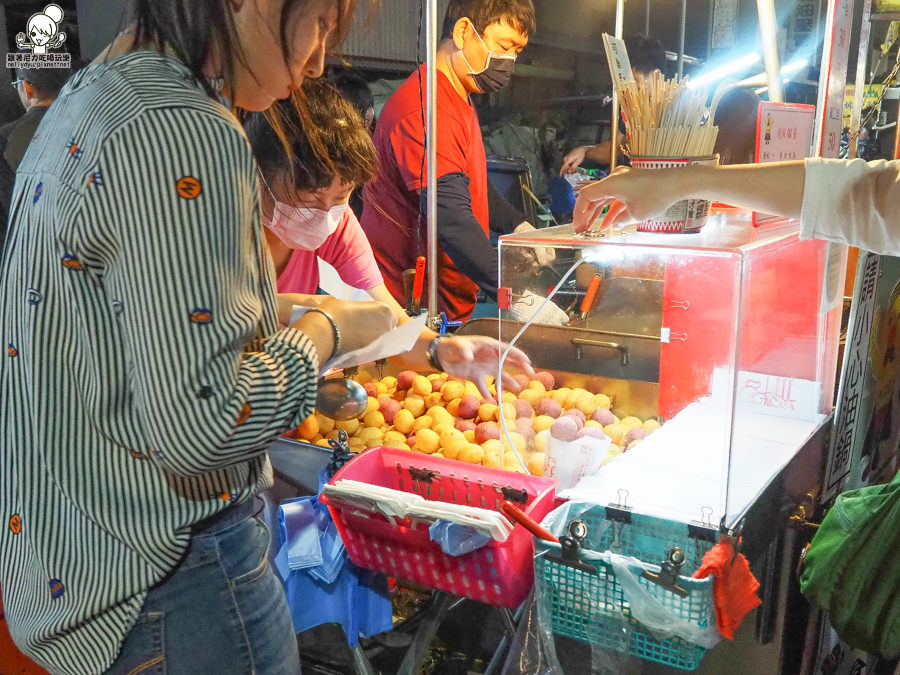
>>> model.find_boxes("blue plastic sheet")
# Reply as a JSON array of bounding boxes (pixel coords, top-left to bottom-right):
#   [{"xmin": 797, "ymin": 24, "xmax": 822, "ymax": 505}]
[
  {"xmin": 274, "ymin": 469, "xmax": 392, "ymax": 646},
  {"xmin": 428, "ymin": 519, "xmax": 492, "ymax": 556}
]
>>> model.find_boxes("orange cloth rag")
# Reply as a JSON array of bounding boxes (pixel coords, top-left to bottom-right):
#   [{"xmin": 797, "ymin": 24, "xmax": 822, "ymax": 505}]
[{"xmin": 691, "ymin": 540, "xmax": 762, "ymax": 640}]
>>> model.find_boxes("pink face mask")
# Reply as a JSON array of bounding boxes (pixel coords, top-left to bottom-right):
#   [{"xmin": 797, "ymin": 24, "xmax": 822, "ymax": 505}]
[{"xmin": 259, "ymin": 173, "xmax": 347, "ymax": 250}]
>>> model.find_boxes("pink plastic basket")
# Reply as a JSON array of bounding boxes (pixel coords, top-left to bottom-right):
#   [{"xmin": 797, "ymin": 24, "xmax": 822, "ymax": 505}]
[{"xmin": 320, "ymin": 447, "xmax": 558, "ymax": 608}]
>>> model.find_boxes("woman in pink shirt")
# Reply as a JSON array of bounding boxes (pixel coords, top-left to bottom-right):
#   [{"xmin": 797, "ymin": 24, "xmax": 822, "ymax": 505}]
[{"xmin": 244, "ymin": 79, "xmax": 532, "ymax": 394}]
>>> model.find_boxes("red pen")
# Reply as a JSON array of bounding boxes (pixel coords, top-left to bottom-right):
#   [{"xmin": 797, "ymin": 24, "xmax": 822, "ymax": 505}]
[{"xmin": 411, "ymin": 256, "xmax": 426, "ymax": 314}]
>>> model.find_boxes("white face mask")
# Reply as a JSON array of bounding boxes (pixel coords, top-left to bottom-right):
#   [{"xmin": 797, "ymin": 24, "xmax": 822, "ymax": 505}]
[{"xmin": 266, "ymin": 201, "xmax": 347, "ymax": 251}]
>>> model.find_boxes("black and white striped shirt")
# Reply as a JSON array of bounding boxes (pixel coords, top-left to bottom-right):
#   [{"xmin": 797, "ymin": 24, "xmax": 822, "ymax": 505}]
[{"xmin": 0, "ymin": 51, "xmax": 318, "ymax": 674}]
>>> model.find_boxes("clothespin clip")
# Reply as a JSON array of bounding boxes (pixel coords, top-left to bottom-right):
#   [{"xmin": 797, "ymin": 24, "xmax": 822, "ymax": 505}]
[{"xmin": 642, "ymin": 548, "xmax": 688, "ymax": 597}]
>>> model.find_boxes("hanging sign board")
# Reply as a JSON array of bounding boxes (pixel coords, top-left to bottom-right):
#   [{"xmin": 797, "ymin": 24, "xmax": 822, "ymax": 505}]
[
  {"xmin": 752, "ymin": 102, "xmax": 816, "ymax": 226},
  {"xmin": 813, "ymin": 0, "xmax": 854, "ymax": 158}
]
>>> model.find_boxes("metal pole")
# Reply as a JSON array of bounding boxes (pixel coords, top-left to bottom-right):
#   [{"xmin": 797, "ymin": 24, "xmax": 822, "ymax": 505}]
[
  {"xmin": 610, "ymin": 0, "xmax": 625, "ymax": 170},
  {"xmin": 645, "ymin": 0, "xmax": 650, "ymax": 35},
  {"xmin": 426, "ymin": 0, "xmax": 440, "ymax": 328},
  {"xmin": 677, "ymin": 0, "xmax": 687, "ymax": 77},
  {"xmin": 757, "ymin": 0, "xmax": 784, "ymax": 101}
]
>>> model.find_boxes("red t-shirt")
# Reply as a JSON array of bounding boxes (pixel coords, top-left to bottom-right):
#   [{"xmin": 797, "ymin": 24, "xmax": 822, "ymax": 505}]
[{"xmin": 361, "ymin": 65, "xmax": 489, "ymax": 321}]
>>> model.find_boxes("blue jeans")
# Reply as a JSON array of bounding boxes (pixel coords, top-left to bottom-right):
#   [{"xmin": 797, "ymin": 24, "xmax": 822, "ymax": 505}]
[{"xmin": 107, "ymin": 499, "xmax": 301, "ymax": 674}]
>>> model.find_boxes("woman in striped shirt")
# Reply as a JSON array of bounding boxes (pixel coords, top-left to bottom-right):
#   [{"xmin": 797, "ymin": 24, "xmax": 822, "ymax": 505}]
[{"xmin": 0, "ymin": 1, "xmax": 393, "ymax": 673}]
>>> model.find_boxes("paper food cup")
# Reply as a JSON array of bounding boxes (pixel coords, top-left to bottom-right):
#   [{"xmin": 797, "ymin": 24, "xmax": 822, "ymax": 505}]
[{"xmin": 630, "ymin": 155, "xmax": 719, "ymax": 233}]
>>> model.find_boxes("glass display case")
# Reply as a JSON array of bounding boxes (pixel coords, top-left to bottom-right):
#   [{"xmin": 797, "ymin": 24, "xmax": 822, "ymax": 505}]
[{"xmin": 496, "ymin": 209, "xmax": 846, "ymax": 530}]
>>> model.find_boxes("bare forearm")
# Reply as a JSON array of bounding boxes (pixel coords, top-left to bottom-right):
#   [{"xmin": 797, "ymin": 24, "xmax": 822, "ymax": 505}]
[{"xmin": 675, "ymin": 161, "xmax": 806, "ymax": 219}]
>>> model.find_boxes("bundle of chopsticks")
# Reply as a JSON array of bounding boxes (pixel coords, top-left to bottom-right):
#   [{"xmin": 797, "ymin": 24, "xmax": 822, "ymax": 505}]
[{"xmin": 617, "ymin": 71, "xmax": 718, "ymax": 158}]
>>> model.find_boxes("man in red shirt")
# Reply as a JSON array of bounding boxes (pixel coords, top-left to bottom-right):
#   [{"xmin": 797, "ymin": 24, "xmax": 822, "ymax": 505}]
[{"xmin": 361, "ymin": 0, "xmax": 536, "ymax": 321}]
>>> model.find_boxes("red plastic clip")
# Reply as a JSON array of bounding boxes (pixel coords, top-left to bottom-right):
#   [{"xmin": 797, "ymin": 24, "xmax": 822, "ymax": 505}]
[{"xmin": 497, "ymin": 287, "xmax": 512, "ymax": 310}]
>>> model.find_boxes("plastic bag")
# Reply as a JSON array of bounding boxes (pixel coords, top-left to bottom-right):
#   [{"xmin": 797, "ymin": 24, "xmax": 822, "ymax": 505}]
[
  {"xmin": 500, "ymin": 589, "xmax": 564, "ymax": 675},
  {"xmin": 429, "ymin": 520, "xmax": 492, "ymax": 556},
  {"xmin": 544, "ymin": 434, "xmax": 610, "ymax": 491}
]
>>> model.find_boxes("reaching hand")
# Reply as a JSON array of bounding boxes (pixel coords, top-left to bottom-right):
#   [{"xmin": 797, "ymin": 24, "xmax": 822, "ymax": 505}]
[
  {"xmin": 572, "ymin": 166, "xmax": 683, "ymax": 234},
  {"xmin": 560, "ymin": 146, "xmax": 588, "ymax": 176},
  {"xmin": 437, "ymin": 335, "xmax": 534, "ymax": 398}
]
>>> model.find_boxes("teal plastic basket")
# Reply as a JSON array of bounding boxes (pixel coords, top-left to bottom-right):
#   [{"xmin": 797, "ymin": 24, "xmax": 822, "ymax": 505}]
[{"xmin": 534, "ymin": 505, "xmax": 716, "ymax": 671}]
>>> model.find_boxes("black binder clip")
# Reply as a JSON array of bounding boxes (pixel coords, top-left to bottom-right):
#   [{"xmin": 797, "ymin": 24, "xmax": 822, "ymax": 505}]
[
  {"xmin": 326, "ymin": 430, "xmax": 354, "ymax": 479},
  {"xmin": 642, "ymin": 547, "xmax": 688, "ymax": 597},
  {"xmin": 547, "ymin": 519, "xmax": 598, "ymax": 575}
]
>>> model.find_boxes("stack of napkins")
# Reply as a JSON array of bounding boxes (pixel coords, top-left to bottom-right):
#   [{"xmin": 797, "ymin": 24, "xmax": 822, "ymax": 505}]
[{"xmin": 323, "ymin": 479, "xmax": 513, "ymax": 542}]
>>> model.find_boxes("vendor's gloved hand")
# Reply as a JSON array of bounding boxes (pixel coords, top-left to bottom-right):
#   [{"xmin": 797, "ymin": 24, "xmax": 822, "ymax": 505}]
[
  {"xmin": 509, "ymin": 290, "xmax": 569, "ymax": 326},
  {"xmin": 514, "ymin": 221, "xmax": 556, "ymax": 267},
  {"xmin": 436, "ymin": 335, "xmax": 535, "ymax": 398}
]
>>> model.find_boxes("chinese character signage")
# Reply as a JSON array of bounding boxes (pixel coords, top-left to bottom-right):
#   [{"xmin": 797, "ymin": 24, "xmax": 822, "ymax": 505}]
[
  {"xmin": 814, "ymin": 0, "xmax": 854, "ymax": 157},
  {"xmin": 824, "ymin": 254, "xmax": 900, "ymax": 498},
  {"xmin": 752, "ymin": 102, "xmax": 816, "ymax": 226}
]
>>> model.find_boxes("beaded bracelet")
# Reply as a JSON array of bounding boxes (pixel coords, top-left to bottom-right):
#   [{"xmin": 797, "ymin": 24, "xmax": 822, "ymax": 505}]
[
  {"xmin": 426, "ymin": 335, "xmax": 446, "ymax": 373},
  {"xmin": 304, "ymin": 308, "xmax": 341, "ymax": 360}
]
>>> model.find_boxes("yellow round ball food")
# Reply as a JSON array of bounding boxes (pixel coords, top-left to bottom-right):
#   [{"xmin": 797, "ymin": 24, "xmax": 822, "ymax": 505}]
[
  {"xmin": 446, "ymin": 398, "xmax": 461, "ymax": 416},
  {"xmin": 603, "ymin": 423, "xmax": 628, "ymax": 446},
  {"xmin": 482, "ymin": 438, "xmax": 502, "ymax": 455},
  {"xmin": 334, "ymin": 418, "xmax": 360, "ymax": 435},
  {"xmin": 424, "ymin": 392, "xmax": 444, "ymax": 409},
  {"xmin": 594, "ymin": 393, "xmax": 612, "ymax": 409},
  {"xmin": 527, "ymin": 452, "xmax": 547, "ymax": 476},
  {"xmin": 501, "ymin": 391, "xmax": 518, "ymax": 404},
  {"xmin": 296, "ymin": 414, "xmax": 319, "ymax": 441},
  {"xmin": 415, "ymin": 428, "xmax": 441, "ymax": 453},
  {"xmin": 412, "ymin": 415, "xmax": 434, "ymax": 433},
  {"xmin": 482, "ymin": 451, "xmax": 501, "ymax": 468},
  {"xmin": 534, "ymin": 429, "xmax": 550, "ymax": 453},
  {"xmin": 500, "ymin": 402, "xmax": 517, "ymax": 423},
  {"xmin": 463, "ymin": 429, "xmax": 476, "ymax": 442},
  {"xmin": 463, "ymin": 381, "xmax": 482, "ymax": 399},
  {"xmin": 381, "ymin": 376, "xmax": 398, "ymax": 392},
  {"xmin": 393, "ymin": 408, "xmax": 415, "ymax": 435},
  {"xmin": 357, "ymin": 427, "xmax": 384, "ymax": 444},
  {"xmin": 441, "ymin": 435, "xmax": 468, "ymax": 460},
  {"xmin": 550, "ymin": 387, "xmax": 571, "ymax": 405},
  {"xmin": 620, "ymin": 416, "xmax": 643, "ymax": 429},
  {"xmin": 411, "ymin": 375, "xmax": 432, "ymax": 396},
  {"xmin": 478, "ymin": 403, "xmax": 499, "ymax": 422},
  {"xmin": 384, "ymin": 437, "xmax": 409, "ymax": 449},
  {"xmin": 383, "ymin": 431, "xmax": 407, "ymax": 446},
  {"xmin": 459, "ymin": 444, "xmax": 485, "ymax": 464},
  {"xmin": 528, "ymin": 380, "xmax": 547, "ymax": 396},
  {"xmin": 316, "ymin": 413, "xmax": 336, "ymax": 435},
  {"xmin": 643, "ymin": 419, "xmax": 661, "ymax": 433},
  {"xmin": 440, "ymin": 380, "xmax": 466, "ymax": 402},
  {"xmin": 533, "ymin": 415, "xmax": 554, "ymax": 432},
  {"xmin": 315, "ymin": 438, "xmax": 332, "ymax": 448},
  {"xmin": 575, "ymin": 392, "xmax": 598, "ymax": 417},
  {"xmin": 518, "ymin": 388, "xmax": 542, "ymax": 407},
  {"xmin": 427, "ymin": 406, "xmax": 455, "ymax": 427},
  {"xmin": 363, "ymin": 410, "xmax": 385, "ymax": 429},
  {"xmin": 500, "ymin": 431, "xmax": 527, "ymax": 454},
  {"xmin": 403, "ymin": 394, "xmax": 426, "ymax": 417},
  {"xmin": 364, "ymin": 396, "xmax": 380, "ymax": 416}
]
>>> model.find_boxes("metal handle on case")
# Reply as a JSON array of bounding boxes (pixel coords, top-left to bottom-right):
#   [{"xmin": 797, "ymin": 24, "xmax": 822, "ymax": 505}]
[{"xmin": 571, "ymin": 337, "xmax": 630, "ymax": 366}]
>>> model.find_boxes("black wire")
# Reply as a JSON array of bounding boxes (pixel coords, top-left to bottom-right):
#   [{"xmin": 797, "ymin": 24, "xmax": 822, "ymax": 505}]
[{"xmin": 415, "ymin": 0, "xmax": 426, "ymax": 258}]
